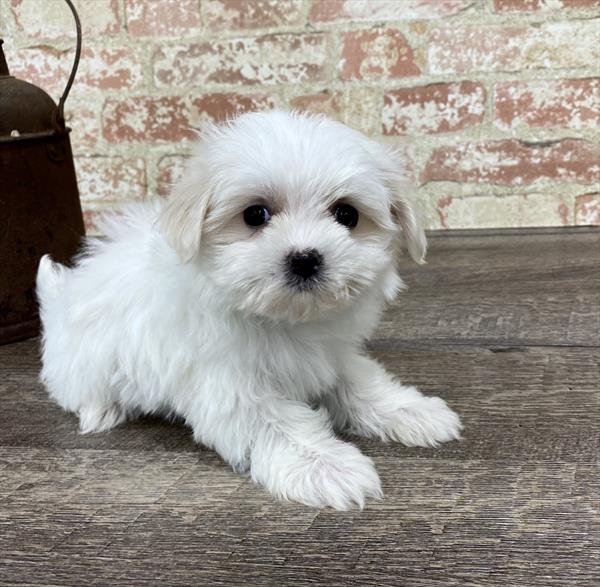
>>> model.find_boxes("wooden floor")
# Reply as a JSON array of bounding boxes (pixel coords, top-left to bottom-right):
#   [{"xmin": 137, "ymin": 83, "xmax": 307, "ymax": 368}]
[{"xmin": 1, "ymin": 227, "xmax": 598, "ymax": 586}]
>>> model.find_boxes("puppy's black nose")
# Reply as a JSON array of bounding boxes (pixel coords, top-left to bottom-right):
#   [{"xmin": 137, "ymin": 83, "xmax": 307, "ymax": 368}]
[{"xmin": 288, "ymin": 250, "xmax": 322, "ymax": 280}]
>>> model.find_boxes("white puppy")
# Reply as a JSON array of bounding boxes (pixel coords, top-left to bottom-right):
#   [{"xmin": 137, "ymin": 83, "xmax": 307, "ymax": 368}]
[{"xmin": 37, "ymin": 111, "xmax": 462, "ymax": 509}]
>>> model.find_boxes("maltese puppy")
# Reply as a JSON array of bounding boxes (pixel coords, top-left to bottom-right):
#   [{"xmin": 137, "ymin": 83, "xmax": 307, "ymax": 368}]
[{"xmin": 37, "ymin": 111, "xmax": 462, "ymax": 509}]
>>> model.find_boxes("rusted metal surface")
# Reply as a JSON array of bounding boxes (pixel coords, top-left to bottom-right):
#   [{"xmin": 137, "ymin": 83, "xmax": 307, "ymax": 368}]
[
  {"xmin": 0, "ymin": 0, "xmax": 85, "ymax": 345},
  {"xmin": 0, "ymin": 130, "xmax": 85, "ymax": 343}
]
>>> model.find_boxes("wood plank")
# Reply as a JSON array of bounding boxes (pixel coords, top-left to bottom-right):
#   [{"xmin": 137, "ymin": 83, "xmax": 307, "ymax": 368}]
[
  {"xmin": 368, "ymin": 345, "xmax": 600, "ymax": 461},
  {"xmin": 427, "ymin": 226, "xmax": 600, "ymax": 237},
  {"xmin": 376, "ymin": 293, "xmax": 599, "ymax": 347},
  {"xmin": 385, "ymin": 229, "xmax": 600, "ymax": 347},
  {"xmin": 1, "ymin": 341, "xmax": 597, "ymax": 461},
  {"xmin": 0, "ymin": 449, "xmax": 597, "ymax": 586},
  {"xmin": 0, "ymin": 227, "xmax": 598, "ymax": 587}
]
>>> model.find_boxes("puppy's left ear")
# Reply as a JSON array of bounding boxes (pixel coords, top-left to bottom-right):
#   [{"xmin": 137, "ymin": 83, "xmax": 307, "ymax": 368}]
[
  {"xmin": 158, "ymin": 175, "xmax": 211, "ymax": 263},
  {"xmin": 389, "ymin": 180, "xmax": 427, "ymax": 265},
  {"xmin": 373, "ymin": 144, "xmax": 427, "ymax": 264}
]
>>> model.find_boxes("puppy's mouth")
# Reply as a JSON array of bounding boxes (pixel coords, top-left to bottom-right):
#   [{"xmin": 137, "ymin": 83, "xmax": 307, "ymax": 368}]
[
  {"xmin": 241, "ymin": 269, "xmax": 360, "ymax": 323},
  {"xmin": 286, "ymin": 272, "xmax": 322, "ymax": 292}
]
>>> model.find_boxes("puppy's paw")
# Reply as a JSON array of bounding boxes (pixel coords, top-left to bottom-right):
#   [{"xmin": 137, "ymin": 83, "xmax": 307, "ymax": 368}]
[
  {"xmin": 295, "ymin": 450, "xmax": 382, "ymax": 510},
  {"xmin": 387, "ymin": 388, "xmax": 463, "ymax": 448},
  {"xmin": 254, "ymin": 441, "xmax": 382, "ymax": 510}
]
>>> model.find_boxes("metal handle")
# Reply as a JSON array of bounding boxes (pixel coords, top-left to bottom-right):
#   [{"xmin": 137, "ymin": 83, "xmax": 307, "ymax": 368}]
[{"xmin": 52, "ymin": 0, "xmax": 81, "ymax": 129}]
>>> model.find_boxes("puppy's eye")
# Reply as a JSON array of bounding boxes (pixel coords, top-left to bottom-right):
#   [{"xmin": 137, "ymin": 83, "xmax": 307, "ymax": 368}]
[
  {"xmin": 243, "ymin": 205, "xmax": 271, "ymax": 227},
  {"xmin": 332, "ymin": 203, "xmax": 359, "ymax": 229}
]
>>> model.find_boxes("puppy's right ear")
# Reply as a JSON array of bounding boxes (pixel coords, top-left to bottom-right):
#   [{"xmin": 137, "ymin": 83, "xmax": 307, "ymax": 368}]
[{"xmin": 158, "ymin": 175, "xmax": 211, "ymax": 263}]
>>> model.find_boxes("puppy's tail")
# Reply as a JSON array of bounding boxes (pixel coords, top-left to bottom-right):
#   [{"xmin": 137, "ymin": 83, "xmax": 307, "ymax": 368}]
[{"xmin": 36, "ymin": 254, "xmax": 69, "ymax": 304}]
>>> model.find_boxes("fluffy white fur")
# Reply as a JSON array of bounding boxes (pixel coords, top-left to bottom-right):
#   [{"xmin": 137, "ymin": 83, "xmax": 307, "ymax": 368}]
[{"xmin": 37, "ymin": 111, "xmax": 462, "ymax": 510}]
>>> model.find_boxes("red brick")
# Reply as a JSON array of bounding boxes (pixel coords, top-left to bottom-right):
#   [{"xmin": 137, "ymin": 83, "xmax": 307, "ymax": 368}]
[
  {"xmin": 156, "ymin": 155, "xmax": 188, "ymax": 198},
  {"xmin": 190, "ymin": 93, "xmax": 277, "ymax": 126},
  {"xmin": 290, "ymin": 90, "xmax": 341, "ymax": 118},
  {"xmin": 79, "ymin": 48, "xmax": 144, "ymax": 91},
  {"xmin": 427, "ymin": 22, "xmax": 599, "ymax": 74},
  {"xmin": 10, "ymin": 0, "xmax": 119, "ymax": 39},
  {"xmin": 125, "ymin": 0, "xmax": 201, "ymax": 37},
  {"xmin": 493, "ymin": 0, "xmax": 600, "ymax": 12},
  {"xmin": 202, "ymin": 0, "xmax": 304, "ymax": 30},
  {"xmin": 83, "ymin": 205, "xmax": 125, "ymax": 235},
  {"xmin": 290, "ymin": 88, "xmax": 382, "ymax": 136},
  {"xmin": 82, "ymin": 208, "xmax": 103, "ymax": 235},
  {"xmin": 494, "ymin": 79, "xmax": 600, "ymax": 131},
  {"xmin": 383, "ymin": 81, "xmax": 485, "ymax": 136},
  {"xmin": 103, "ymin": 97, "xmax": 192, "ymax": 143},
  {"xmin": 64, "ymin": 103, "xmax": 102, "ymax": 149},
  {"xmin": 154, "ymin": 34, "xmax": 328, "ymax": 87},
  {"xmin": 9, "ymin": 46, "xmax": 143, "ymax": 96},
  {"xmin": 8, "ymin": 46, "xmax": 69, "ymax": 96},
  {"xmin": 76, "ymin": 157, "xmax": 147, "ymax": 202},
  {"xmin": 575, "ymin": 193, "xmax": 600, "ymax": 225},
  {"xmin": 434, "ymin": 193, "xmax": 574, "ymax": 229},
  {"xmin": 339, "ymin": 29, "xmax": 420, "ymax": 81},
  {"xmin": 422, "ymin": 140, "xmax": 600, "ymax": 186},
  {"xmin": 310, "ymin": 0, "xmax": 473, "ymax": 23}
]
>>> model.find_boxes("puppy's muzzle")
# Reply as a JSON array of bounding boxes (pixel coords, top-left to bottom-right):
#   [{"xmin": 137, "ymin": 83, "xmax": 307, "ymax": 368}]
[{"xmin": 287, "ymin": 249, "xmax": 322, "ymax": 285}]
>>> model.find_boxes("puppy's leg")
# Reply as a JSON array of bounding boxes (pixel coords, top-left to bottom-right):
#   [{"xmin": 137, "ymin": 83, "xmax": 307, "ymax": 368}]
[
  {"xmin": 41, "ymin": 346, "xmax": 129, "ymax": 434},
  {"xmin": 187, "ymin": 396, "xmax": 381, "ymax": 510},
  {"xmin": 41, "ymin": 340, "xmax": 130, "ymax": 434},
  {"xmin": 78, "ymin": 401, "xmax": 128, "ymax": 434},
  {"xmin": 327, "ymin": 354, "xmax": 462, "ymax": 448}
]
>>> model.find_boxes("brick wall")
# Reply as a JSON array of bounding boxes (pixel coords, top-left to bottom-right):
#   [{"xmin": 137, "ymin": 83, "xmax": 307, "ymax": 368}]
[{"xmin": 2, "ymin": 0, "xmax": 599, "ymax": 232}]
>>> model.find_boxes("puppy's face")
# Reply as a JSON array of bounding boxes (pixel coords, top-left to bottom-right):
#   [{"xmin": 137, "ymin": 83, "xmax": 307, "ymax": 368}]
[{"xmin": 160, "ymin": 111, "xmax": 426, "ymax": 322}]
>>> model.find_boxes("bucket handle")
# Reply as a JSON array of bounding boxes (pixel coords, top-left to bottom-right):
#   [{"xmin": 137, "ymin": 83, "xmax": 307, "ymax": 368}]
[{"xmin": 52, "ymin": 0, "xmax": 81, "ymax": 129}]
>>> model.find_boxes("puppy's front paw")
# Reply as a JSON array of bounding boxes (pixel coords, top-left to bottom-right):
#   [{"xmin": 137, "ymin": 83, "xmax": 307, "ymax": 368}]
[
  {"xmin": 254, "ymin": 440, "xmax": 382, "ymax": 510},
  {"xmin": 287, "ymin": 448, "xmax": 382, "ymax": 510},
  {"xmin": 388, "ymin": 388, "xmax": 463, "ymax": 448}
]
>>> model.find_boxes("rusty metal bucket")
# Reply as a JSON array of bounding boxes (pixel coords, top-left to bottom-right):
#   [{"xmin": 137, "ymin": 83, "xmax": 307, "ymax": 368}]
[{"xmin": 0, "ymin": 0, "xmax": 85, "ymax": 344}]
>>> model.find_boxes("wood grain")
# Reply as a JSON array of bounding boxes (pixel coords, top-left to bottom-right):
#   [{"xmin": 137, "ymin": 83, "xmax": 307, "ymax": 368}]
[
  {"xmin": 0, "ymin": 227, "xmax": 598, "ymax": 586},
  {"xmin": 379, "ymin": 228, "xmax": 600, "ymax": 348}
]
